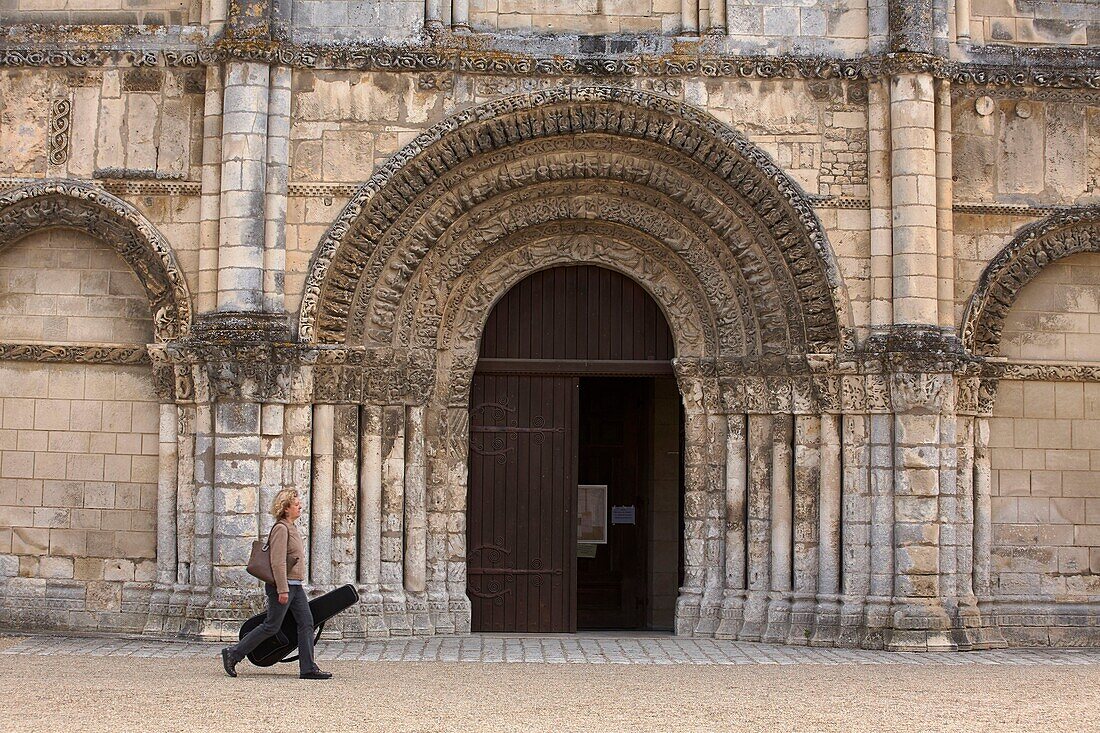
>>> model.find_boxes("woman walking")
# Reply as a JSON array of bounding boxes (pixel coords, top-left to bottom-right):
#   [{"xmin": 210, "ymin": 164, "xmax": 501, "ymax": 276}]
[{"xmin": 221, "ymin": 488, "xmax": 332, "ymax": 680}]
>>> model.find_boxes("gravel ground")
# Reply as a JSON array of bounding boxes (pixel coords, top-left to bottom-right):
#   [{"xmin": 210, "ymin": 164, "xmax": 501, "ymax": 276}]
[{"xmin": 2, "ymin": 652, "xmax": 1098, "ymax": 733}]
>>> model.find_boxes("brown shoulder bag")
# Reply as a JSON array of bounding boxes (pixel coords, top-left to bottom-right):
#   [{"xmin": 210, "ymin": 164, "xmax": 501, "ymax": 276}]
[{"xmin": 246, "ymin": 525, "xmax": 277, "ymax": 584}]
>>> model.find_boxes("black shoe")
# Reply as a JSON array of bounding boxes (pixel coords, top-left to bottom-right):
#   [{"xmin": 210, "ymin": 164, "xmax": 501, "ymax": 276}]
[
  {"xmin": 300, "ymin": 669, "xmax": 333, "ymax": 680},
  {"xmin": 221, "ymin": 648, "xmax": 238, "ymax": 678}
]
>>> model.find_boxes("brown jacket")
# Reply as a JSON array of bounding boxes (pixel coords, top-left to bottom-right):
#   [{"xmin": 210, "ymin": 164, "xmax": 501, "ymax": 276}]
[{"xmin": 268, "ymin": 519, "xmax": 305, "ymax": 594}]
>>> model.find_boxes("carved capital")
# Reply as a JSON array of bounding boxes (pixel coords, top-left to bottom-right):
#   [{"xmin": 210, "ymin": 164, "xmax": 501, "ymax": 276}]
[{"xmin": 889, "ymin": 372, "xmax": 951, "ymax": 414}]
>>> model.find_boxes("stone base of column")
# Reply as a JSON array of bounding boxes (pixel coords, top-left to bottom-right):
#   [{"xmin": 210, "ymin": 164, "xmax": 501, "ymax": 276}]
[
  {"xmin": 384, "ymin": 591, "xmax": 412, "ymax": 636},
  {"xmin": 808, "ymin": 598, "xmax": 843, "ymax": 647},
  {"xmin": 786, "ymin": 593, "xmax": 818, "ymax": 645},
  {"xmin": 859, "ymin": 596, "xmax": 892, "ymax": 649},
  {"xmin": 406, "ymin": 592, "xmax": 434, "ymax": 635},
  {"xmin": 834, "ymin": 596, "xmax": 867, "ymax": 647},
  {"xmin": 737, "ymin": 590, "xmax": 768, "ymax": 641},
  {"xmin": 950, "ymin": 596, "xmax": 1007, "ymax": 650},
  {"xmin": 883, "ymin": 598, "xmax": 957, "ymax": 652},
  {"xmin": 761, "ymin": 592, "xmax": 792, "ymax": 643},
  {"xmin": 199, "ymin": 587, "xmax": 267, "ymax": 641},
  {"xmin": 713, "ymin": 590, "xmax": 745, "ymax": 639},
  {"xmin": 142, "ymin": 584, "xmax": 175, "ymax": 635},
  {"xmin": 674, "ymin": 591, "xmax": 702, "ymax": 635},
  {"xmin": 429, "ymin": 592, "xmax": 456, "ymax": 634},
  {"xmin": 449, "ymin": 596, "xmax": 472, "ymax": 634},
  {"xmin": 694, "ymin": 588, "xmax": 723, "ymax": 635},
  {"xmin": 358, "ymin": 589, "xmax": 389, "ymax": 638}
]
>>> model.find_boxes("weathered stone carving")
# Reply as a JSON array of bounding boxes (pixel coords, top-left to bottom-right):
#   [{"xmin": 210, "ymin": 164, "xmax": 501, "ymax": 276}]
[
  {"xmin": 46, "ymin": 98, "xmax": 72, "ymax": 166},
  {"xmin": 300, "ymin": 87, "xmax": 850, "ymax": 355},
  {"xmin": 0, "ymin": 182, "xmax": 192, "ymax": 342},
  {"xmin": 0, "ymin": 342, "xmax": 151, "ymax": 365},
  {"xmin": 1, "ymin": 45, "xmax": 1097, "ymax": 89},
  {"xmin": 961, "ymin": 207, "xmax": 1100, "ymax": 357}
]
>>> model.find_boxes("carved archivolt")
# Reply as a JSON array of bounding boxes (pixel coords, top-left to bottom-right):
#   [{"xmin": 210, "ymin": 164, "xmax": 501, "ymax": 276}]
[
  {"xmin": 300, "ymin": 87, "xmax": 851, "ymax": 358},
  {"xmin": 0, "ymin": 181, "xmax": 193, "ymax": 342},
  {"xmin": 961, "ymin": 206, "xmax": 1100, "ymax": 357}
]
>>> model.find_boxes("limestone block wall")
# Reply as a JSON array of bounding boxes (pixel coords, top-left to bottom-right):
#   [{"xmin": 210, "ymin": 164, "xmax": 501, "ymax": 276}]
[
  {"xmin": 1, "ymin": 0, "xmax": 200, "ymax": 26},
  {"xmin": 290, "ymin": 0, "xmax": 425, "ymax": 42},
  {"xmin": 469, "ymin": 0, "xmax": 682, "ymax": 34},
  {"xmin": 0, "ymin": 232, "xmax": 160, "ymax": 631},
  {"xmin": 0, "ymin": 230, "xmax": 153, "ymax": 345},
  {"xmin": 966, "ymin": 0, "xmax": 1097, "ymax": 46},
  {"xmin": 952, "ymin": 95, "xmax": 1096, "ymax": 206},
  {"xmin": 987, "ymin": 253, "xmax": 1100, "ymax": 629},
  {"xmin": 0, "ymin": 67, "xmax": 206, "ymax": 182}
]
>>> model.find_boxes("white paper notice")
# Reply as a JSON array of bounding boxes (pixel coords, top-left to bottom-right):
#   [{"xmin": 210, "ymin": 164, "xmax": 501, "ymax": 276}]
[{"xmin": 611, "ymin": 505, "xmax": 636, "ymax": 525}]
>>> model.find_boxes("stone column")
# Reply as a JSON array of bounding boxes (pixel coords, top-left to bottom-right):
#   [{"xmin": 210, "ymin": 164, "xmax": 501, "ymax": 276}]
[
  {"xmin": 404, "ymin": 404, "xmax": 432, "ymax": 634},
  {"xmin": 674, "ymin": 370, "xmax": 708, "ymax": 634},
  {"xmin": 681, "ymin": 0, "xmax": 699, "ymax": 33},
  {"xmin": 217, "ymin": 60, "xmax": 270, "ymax": 312},
  {"xmin": 970, "ymin": 382, "xmax": 1004, "ymax": 649},
  {"xmin": 889, "ymin": 71, "xmax": 940, "ymax": 326},
  {"xmin": 262, "ymin": 65, "xmax": 291, "ymax": 314},
  {"xmin": 381, "ymin": 405, "xmax": 411, "ymax": 634},
  {"xmin": 868, "ymin": 80, "xmax": 893, "ymax": 329},
  {"xmin": 738, "ymin": 410, "xmax": 772, "ymax": 641},
  {"xmin": 155, "ymin": 404, "xmax": 179, "ymax": 588},
  {"xmin": 451, "ymin": 0, "xmax": 469, "ymax": 30},
  {"xmin": 186, "ymin": 392, "xmax": 215, "ymax": 632},
  {"xmin": 697, "ymin": 378, "xmax": 726, "ymax": 636},
  {"xmin": 165, "ymin": 401, "xmax": 197, "ymax": 633},
  {"xmin": 426, "ymin": 405, "xmax": 455, "ymax": 633},
  {"xmin": 205, "ymin": 402, "xmax": 263, "ymax": 638},
  {"xmin": 935, "ymin": 78, "xmax": 955, "ymax": 331},
  {"xmin": 788, "ymin": 413, "xmax": 821, "ymax": 644},
  {"xmin": 811, "ymin": 411, "xmax": 843, "ymax": 645},
  {"xmin": 283, "ymin": 404, "xmax": 312, "ymax": 580},
  {"xmin": 333, "ymin": 405, "xmax": 359, "ymax": 590},
  {"xmin": 310, "ymin": 404, "xmax": 335, "ymax": 587},
  {"xmin": 258, "ymin": 404, "xmax": 283, "ymax": 541},
  {"xmin": 715, "ymin": 409, "xmax": 747, "ymax": 639},
  {"xmin": 865, "ymin": 385, "xmax": 894, "ymax": 647},
  {"xmin": 358, "ymin": 405, "xmax": 386, "ymax": 636},
  {"xmin": 763, "ymin": 413, "xmax": 793, "ymax": 643},
  {"xmin": 144, "ymin": 403, "xmax": 179, "ymax": 634},
  {"xmin": 425, "ymin": 0, "xmax": 444, "ymax": 30},
  {"xmin": 838, "ymin": 380, "xmax": 872, "ymax": 646},
  {"xmin": 197, "ymin": 67, "xmax": 223, "ymax": 314},
  {"xmin": 708, "ymin": 0, "xmax": 726, "ymax": 33},
  {"xmin": 446, "ymin": 406, "xmax": 472, "ymax": 633}
]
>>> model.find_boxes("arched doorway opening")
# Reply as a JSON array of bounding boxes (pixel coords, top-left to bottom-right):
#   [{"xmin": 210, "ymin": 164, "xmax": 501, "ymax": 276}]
[{"xmin": 467, "ymin": 265, "xmax": 683, "ymax": 633}]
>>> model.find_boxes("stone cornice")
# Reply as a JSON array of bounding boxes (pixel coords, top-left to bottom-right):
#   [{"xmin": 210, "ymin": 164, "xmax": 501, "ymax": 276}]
[{"xmin": 1, "ymin": 43, "xmax": 1097, "ymax": 89}]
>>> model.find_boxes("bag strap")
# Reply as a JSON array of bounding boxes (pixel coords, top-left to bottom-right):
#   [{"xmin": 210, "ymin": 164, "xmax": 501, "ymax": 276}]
[{"xmin": 263, "ymin": 521, "xmax": 289, "ymax": 552}]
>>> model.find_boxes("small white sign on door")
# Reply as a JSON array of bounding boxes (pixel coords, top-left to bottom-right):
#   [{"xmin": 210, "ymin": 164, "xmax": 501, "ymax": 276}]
[{"xmin": 611, "ymin": 505, "xmax": 636, "ymax": 525}]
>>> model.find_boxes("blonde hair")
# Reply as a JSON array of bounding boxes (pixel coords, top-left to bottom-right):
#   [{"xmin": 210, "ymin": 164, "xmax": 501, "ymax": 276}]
[{"xmin": 270, "ymin": 488, "xmax": 300, "ymax": 520}]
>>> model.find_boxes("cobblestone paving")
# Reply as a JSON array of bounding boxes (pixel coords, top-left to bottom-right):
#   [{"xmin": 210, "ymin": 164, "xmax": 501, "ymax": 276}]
[{"xmin": 4, "ymin": 634, "xmax": 1100, "ymax": 666}]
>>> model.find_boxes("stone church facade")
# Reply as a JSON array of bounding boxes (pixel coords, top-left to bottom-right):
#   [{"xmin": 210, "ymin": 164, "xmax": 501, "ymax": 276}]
[{"xmin": 0, "ymin": 0, "xmax": 1097, "ymax": 650}]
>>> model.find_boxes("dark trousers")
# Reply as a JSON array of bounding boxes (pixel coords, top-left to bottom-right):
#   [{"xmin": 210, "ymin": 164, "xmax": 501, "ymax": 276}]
[{"xmin": 227, "ymin": 584, "xmax": 317, "ymax": 675}]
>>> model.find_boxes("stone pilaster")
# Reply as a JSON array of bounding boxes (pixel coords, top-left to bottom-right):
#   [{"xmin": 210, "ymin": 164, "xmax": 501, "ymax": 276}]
[{"xmin": 885, "ymin": 368, "xmax": 955, "ymax": 651}]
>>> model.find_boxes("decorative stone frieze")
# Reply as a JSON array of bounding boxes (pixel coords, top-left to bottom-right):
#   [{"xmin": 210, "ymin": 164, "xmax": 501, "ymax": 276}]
[{"xmin": 2, "ymin": 44, "xmax": 1097, "ymax": 89}]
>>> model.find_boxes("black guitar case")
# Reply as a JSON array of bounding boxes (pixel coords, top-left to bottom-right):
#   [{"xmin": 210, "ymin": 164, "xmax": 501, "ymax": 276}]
[{"xmin": 239, "ymin": 584, "xmax": 360, "ymax": 667}]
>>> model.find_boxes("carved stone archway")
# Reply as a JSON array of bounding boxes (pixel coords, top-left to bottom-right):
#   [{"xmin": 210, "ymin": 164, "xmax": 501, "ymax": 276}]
[
  {"xmin": 961, "ymin": 206, "xmax": 1100, "ymax": 357},
  {"xmin": 0, "ymin": 181, "xmax": 193, "ymax": 341},
  {"xmin": 299, "ymin": 86, "xmax": 852, "ymax": 352},
  {"xmin": 297, "ymin": 88, "xmax": 854, "ymax": 639}
]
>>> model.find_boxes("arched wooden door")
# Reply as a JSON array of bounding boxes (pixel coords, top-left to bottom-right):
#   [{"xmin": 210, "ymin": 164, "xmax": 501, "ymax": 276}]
[{"xmin": 468, "ymin": 265, "xmax": 676, "ymax": 632}]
